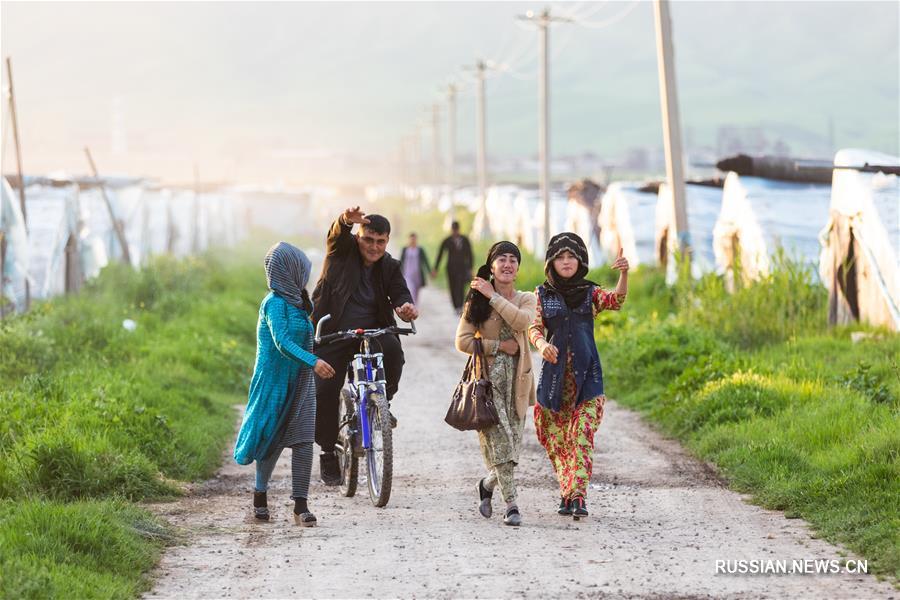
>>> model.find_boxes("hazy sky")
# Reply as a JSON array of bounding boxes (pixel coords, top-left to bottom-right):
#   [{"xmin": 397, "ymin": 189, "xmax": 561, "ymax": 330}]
[{"xmin": 2, "ymin": 1, "xmax": 897, "ymax": 184}]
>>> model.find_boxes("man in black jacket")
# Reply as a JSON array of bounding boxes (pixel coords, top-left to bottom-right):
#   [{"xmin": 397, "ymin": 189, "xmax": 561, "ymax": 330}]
[
  {"xmin": 432, "ymin": 221, "xmax": 474, "ymax": 314},
  {"xmin": 312, "ymin": 206, "xmax": 418, "ymax": 485}
]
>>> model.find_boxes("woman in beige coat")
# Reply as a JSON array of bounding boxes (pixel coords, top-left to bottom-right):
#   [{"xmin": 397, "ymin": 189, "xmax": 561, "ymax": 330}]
[{"xmin": 455, "ymin": 241, "xmax": 536, "ymax": 526}]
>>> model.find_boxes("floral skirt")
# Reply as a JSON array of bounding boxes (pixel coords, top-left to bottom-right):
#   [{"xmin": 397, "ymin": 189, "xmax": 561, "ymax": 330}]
[{"xmin": 534, "ymin": 355, "xmax": 605, "ymax": 500}]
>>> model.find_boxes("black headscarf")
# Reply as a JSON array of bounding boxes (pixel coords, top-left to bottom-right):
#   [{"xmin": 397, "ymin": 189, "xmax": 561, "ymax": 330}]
[
  {"xmin": 464, "ymin": 241, "xmax": 521, "ymax": 328},
  {"xmin": 543, "ymin": 232, "xmax": 597, "ymax": 309},
  {"xmin": 264, "ymin": 241, "xmax": 314, "ymax": 313}
]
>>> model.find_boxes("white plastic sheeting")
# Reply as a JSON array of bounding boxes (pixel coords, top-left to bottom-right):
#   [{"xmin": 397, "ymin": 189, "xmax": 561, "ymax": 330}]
[
  {"xmin": 140, "ymin": 190, "xmax": 174, "ymax": 259},
  {"xmin": 24, "ymin": 185, "xmax": 77, "ymax": 299},
  {"xmin": 598, "ymin": 182, "xmax": 658, "ymax": 268},
  {"xmin": 365, "ymin": 183, "xmax": 602, "ymax": 261},
  {"xmin": 1, "ymin": 181, "xmax": 251, "ymax": 314},
  {"xmin": 533, "ymin": 191, "xmax": 568, "ymax": 257},
  {"xmin": 78, "ymin": 185, "xmax": 141, "ymax": 265},
  {"xmin": 657, "ymin": 183, "xmax": 722, "ymax": 281},
  {"xmin": 232, "ymin": 187, "xmax": 333, "ymax": 239},
  {"xmin": 820, "ymin": 149, "xmax": 900, "ymax": 330},
  {"xmin": 470, "ymin": 185, "xmax": 585, "ymax": 259},
  {"xmin": 1, "ymin": 177, "xmax": 29, "ymax": 312},
  {"xmin": 509, "ymin": 190, "xmax": 542, "ymax": 255},
  {"xmin": 473, "ymin": 185, "xmax": 529, "ymax": 247},
  {"xmin": 563, "ymin": 198, "xmax": 603, "ymax": 265},
  {"xmin": 713, "ymin": 172, "xmax": 831, "ymax": 283}
]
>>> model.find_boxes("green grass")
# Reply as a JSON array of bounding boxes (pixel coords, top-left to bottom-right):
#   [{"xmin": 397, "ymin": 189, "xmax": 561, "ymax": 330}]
[
  {"xmin": 601, "ymin": 259, "xmax": 900, "ymax": 581},
  {"xmin": 0, "ymin": 244, "xmax": 269, "ymax": 598},
  {"xmin": 0, "ymin": 499, "xmax": 175, "ymax": 599}
]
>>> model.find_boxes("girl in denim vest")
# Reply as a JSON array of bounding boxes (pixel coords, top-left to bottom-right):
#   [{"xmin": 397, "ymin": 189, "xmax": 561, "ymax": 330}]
[{"xmin": 528, "ymin": 233, "xmax": 628, "ymax": 519}]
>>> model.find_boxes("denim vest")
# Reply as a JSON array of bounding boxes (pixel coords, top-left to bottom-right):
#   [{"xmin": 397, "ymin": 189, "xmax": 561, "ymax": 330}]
[{"xmin": 536, "ymin": 285, "xmax": 604, "ymax": 412}]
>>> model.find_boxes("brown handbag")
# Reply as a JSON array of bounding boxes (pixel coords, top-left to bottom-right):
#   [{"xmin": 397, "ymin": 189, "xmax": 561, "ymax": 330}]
[{"xmin": 445, "ymin": 332, "xmax": 500, "ymax": 431}]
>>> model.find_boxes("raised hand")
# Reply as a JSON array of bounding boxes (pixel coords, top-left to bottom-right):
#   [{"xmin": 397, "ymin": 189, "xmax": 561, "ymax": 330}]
[
  {"xmin": 611, "ymin": 247, "xmax": 629, "ymax": 272},
  {"xmin": 342, "ymin": 206, "xmax": 370, "ymax": 225},
  {"xmin": 470, "ymin": 276, "xmax": 495, "ymax": 299},
  {"xmin": 314, "ymin": 359, "xmax": 336, "ymax": 379}
]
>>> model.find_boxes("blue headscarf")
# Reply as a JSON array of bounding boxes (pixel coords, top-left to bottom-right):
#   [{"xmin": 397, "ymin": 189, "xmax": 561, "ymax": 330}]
[{"xmin": 264, "ymin": 242, "xmax": 313, "ymax": 313}]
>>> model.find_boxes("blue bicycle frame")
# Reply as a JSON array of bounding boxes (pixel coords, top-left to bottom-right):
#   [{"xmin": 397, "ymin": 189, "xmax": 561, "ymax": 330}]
[
  {"xmin": 349, "ymin": 341, "xmax": 386, "ymax": 451},
  {"xmin": 315, "ymin": 314, "xmax": 415, "ymax": 507}
]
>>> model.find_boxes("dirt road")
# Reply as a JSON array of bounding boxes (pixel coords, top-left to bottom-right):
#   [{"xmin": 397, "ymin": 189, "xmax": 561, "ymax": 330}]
[{"xmin": 146, "ymin": 287, "xmax": 894, "ymax": 599}]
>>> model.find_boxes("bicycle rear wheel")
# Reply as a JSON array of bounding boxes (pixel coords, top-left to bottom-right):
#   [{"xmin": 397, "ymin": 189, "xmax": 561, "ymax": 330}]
[
  {"xmin": 365, "ymin": 392, "xmax": 393, "ymax": 507},
  {"xmin": 337, "ymin": 389, "xmax": 358, "ymax": 497}
]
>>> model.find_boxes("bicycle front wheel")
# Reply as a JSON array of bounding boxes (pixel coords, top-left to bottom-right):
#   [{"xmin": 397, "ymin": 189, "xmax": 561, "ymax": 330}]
[
  {"xmin": 337, "ymin": 389, "xmax": 358, "ymax": 497},
  {"xmin": 365, "ymin": 392, "xmax": 393, "ymax": 507}
]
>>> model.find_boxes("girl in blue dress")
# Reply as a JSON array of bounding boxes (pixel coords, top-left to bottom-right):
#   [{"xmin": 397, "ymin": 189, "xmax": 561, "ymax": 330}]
[{"xmin": 234, "ymin": 242, "xmax": 335, "ymax": 526}]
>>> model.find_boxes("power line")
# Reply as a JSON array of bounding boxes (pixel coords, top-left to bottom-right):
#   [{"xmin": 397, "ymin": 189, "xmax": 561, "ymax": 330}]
[
  {"xmin": 572, "ymin": 0, "xmax": 640, "ymax": 29},
  {"xmin": 556, "ymin": 1, "xmax": 594, "ymax": 20},
  {"xmin": 563, "ymin": 0, "xmax": 612, "ymax": 21}
]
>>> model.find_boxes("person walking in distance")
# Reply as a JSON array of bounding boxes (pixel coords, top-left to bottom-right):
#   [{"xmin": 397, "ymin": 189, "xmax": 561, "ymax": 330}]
[
  {"xmin": 399, "ymin": 232, "xmax": 431, "ymax": 305},
  {"xmin": 311, "ymin": 206, "xmax": 418, "ymax": 485},
  {"xmin": 528, "ymin": 233, "xmax": 628, "ymax": 520},
  {"xmin": 233, "ymin": 242, "xmax": 336, "ymax": 526},
  {"xmin": 433, "ymin": 221, "xmax": 474, "ymax": 315}
]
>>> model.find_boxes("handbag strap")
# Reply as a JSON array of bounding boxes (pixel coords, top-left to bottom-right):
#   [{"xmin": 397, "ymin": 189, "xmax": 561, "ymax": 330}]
[
  {"xmin": 472, "ymin": 336, "xmax": 486, "ymax": 381},
  {"xmin": 461, "ymin": 352, "xmax": 475, "ymax": 381}
]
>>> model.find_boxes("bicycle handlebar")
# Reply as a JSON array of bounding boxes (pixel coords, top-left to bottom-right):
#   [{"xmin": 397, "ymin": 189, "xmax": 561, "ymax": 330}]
[{"xmin": 314, "ymin": 314, "xmax": 417, "ymax": 346}]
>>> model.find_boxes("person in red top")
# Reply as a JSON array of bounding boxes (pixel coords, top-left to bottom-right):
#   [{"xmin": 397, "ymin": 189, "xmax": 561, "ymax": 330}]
[{"xmin": 528, "ymin": 233, "xmax": 628, "ymax": 520}]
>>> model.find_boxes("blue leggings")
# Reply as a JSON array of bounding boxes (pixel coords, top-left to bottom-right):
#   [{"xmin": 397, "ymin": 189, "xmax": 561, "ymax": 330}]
[{"xmin": 255, "ymin": 442, "xmax": 313, "ymax": 499}]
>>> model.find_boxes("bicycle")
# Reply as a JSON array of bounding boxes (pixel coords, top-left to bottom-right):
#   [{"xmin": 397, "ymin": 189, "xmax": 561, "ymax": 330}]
[{"xmin": 314, "ymin": 314, "xmax": 416, "ymax": 507}]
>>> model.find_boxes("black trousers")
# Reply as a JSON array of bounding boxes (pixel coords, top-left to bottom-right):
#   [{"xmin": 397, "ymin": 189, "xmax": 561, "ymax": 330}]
[
  {"xmin": 314, "ymin": 333, "xmax": 405, "ymax": 452},
  {"xmin": 448, "ymin": 267, "xmax": 471, "ymax": 310}
]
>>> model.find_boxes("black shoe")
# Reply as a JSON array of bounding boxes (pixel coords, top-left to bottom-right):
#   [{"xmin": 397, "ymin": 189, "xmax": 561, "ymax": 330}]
[
  {"xmin": 557, "ymin": 497, "xmax": 572, "ymax": 516},
  {"xmin": 571, "ymin": 497, "xmax": 588, "ymax": 520},
  {"xmin": 293, "ymin": 510, "xmax": 317, "ymax": 527},
  {"xmin": 319, "ymin": 451, "xmax": 341, "ymax": 486},
  {"xmin": 477, "ymin": 478, "xmax": 493, "ymax": 518},
  {"xmin": 253, "ymin": 491, "xmax": 269, "ymax": 521}
]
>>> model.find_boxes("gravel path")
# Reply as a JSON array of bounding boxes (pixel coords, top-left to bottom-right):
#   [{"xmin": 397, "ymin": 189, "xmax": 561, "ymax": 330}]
[{"xmin": 145, "ymin": 287, "xmax": 894, "ymax": 599}]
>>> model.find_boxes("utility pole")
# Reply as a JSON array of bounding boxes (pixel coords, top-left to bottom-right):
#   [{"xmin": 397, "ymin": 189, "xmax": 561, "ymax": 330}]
[
  {"xmin": 431, "ymin": 103, "xmax": 441, "ymax": 185},
  {"xmin": 476, "ymin": 61, "xmax": 488, "ymax": 237},
  {"xmin": 84, "ymin": 147, "xmax": 132, "ymax": 265},
  {"xmin": 6, "ymin": 57, "xmax": 29, "ymax": 309},
  {"xmin": 446, "ymin": 83, "xmax": 457, "ymax": 220},
  {"xmin": 464, "ymin": 59, "xmax": 491, "ymax": 238},
  {"xmin": 399, "ymin": 135, "xmax": 414, "ymax": 190},
  {"xmin": 412, "ymin": 126, "xmax": 424, "ymax": 188},
  {"xmin": 517, "ymin": 8, "xmax": 572, "ymax": 247},
  {"xmin": 653, "ymin": 0, "xmax": 690, "ymax": 262},
  {"xmin": 398, "ymin": 137, "xmax": 407, "ymax": 187}
]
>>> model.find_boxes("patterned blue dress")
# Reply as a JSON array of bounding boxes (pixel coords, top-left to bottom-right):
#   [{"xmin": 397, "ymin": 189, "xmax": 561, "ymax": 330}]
[{"xmin": 233, "ymin": 292, "xmax": 318, "ymax": 465}]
